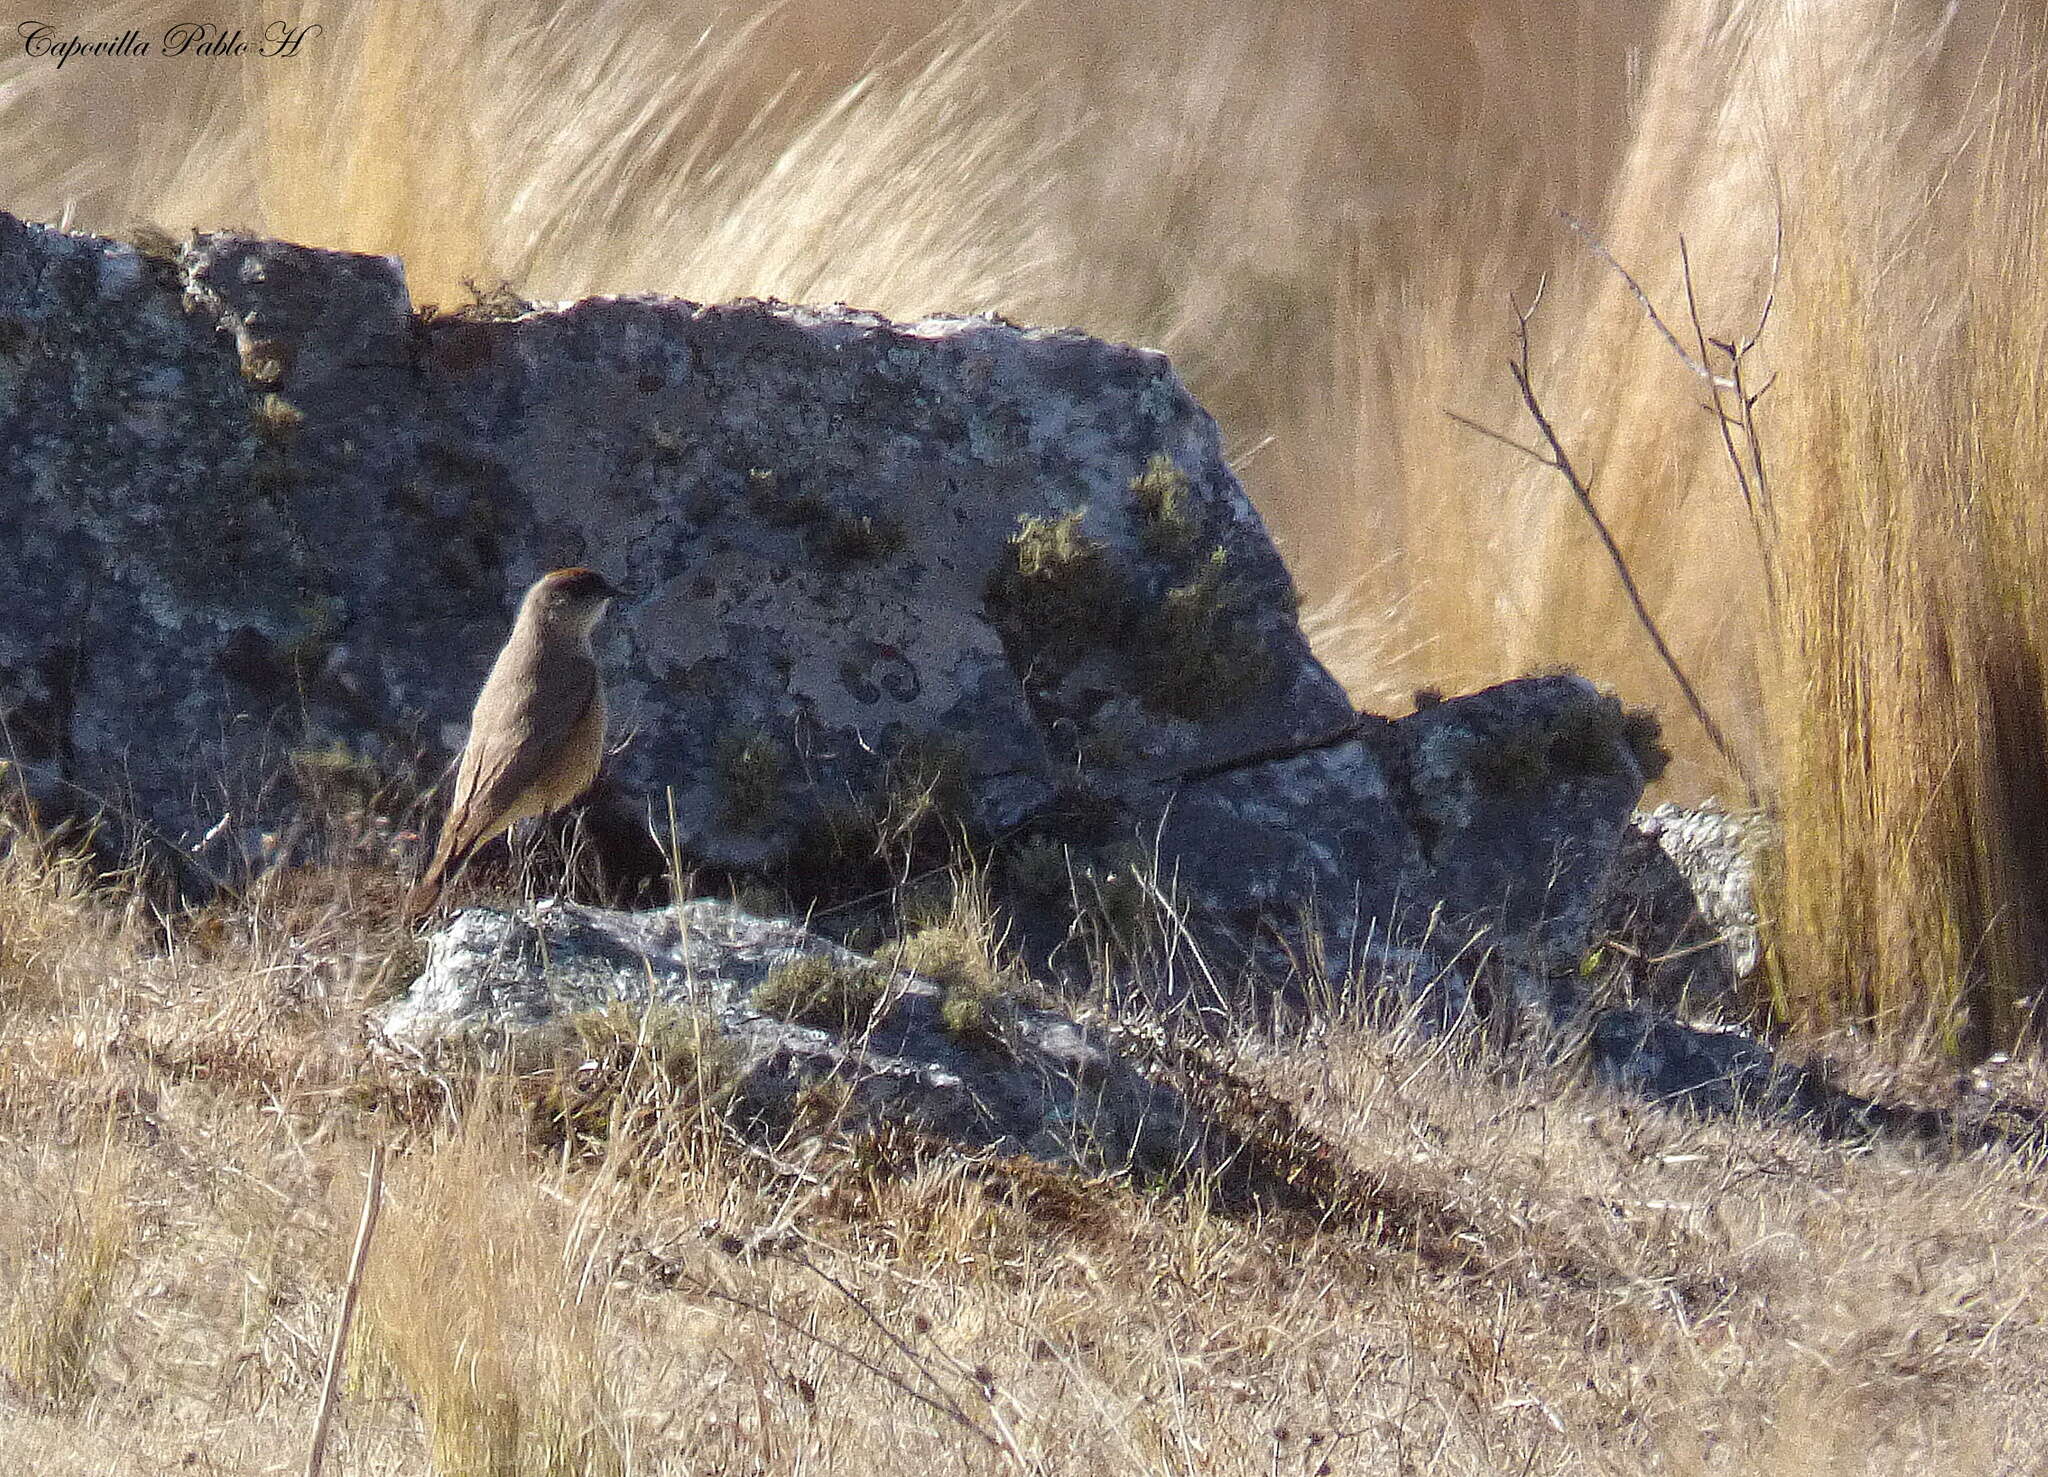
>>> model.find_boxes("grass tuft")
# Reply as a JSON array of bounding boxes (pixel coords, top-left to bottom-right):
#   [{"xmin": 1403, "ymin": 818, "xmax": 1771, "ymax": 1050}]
[
  {"xmin": 2, "ymin": 1138, "xmax": 131, "ymax": 1413},
  {"xmin": 529, "ymin": 1004, "xmax": 740, "ymax": 1157},
  {"xmin": 986, "ymin": 510, "xmax": 1124, "ymax": 661},
  {"xmin": 752, "ymin": 954, "xmax": 895, "ymax": 1033},
  {"xmin": 1136, "ymin": 547, "xmax": 1274, "ymax": 718}
]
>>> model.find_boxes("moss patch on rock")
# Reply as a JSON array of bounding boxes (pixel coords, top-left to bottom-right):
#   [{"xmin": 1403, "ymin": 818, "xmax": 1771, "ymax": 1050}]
[
  {"xmin": 1129, "ymin": 452, "xmax": 1199, "ymax": 557},
  {"xmin": 1136, "ymin": 547, "xmax": 1275, "ymax": 719},
  {"xmin": 986, "ymin": 509, "xmax": 1124, "ymax": 661},
  {"xmin": 818, "ymin": 511, "xmax": 907, "ymax": 566},
  {"xmin": 888, "ymin": 923, "xmax": 1021, "ymax": 1050},
  {"xmin": 751, "ymin": 954, "xmax": 895, "ymax": 1032},
  {"xmin": 713, "ymin": 726, "xmax": 787, "ymax": 833},
  {"xmin": 1475, "ymin": 686, "xmax": 1670, "ymax": 793}
]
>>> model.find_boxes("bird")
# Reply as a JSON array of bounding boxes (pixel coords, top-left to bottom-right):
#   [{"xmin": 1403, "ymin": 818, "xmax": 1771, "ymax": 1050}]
[{"xmin": 405, "ymin": 566, "xmax": 626, "ymax": 922}]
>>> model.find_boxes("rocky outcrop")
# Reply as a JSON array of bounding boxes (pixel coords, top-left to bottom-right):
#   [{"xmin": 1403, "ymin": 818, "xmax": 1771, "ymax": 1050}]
[
  {"xmin": 0, "ymin": 215, "xmax": 1337, "ymax": 872},
  {"xmin": 379, "ymin": 894, "xmax": 2011, "ymax": 1159},
  {"xmin": 0, "ymin": 214, "xmax": 1659, "ymax": 1018},
  {"xmin": 1117, "ymin": 674, "xmax": 1662, "ymax": 1015},
  {"xmin": 1633, "ymin": 802, "xmax": 1768, "ymax": 980},
  {"xmin": 376, "ymin": 898, "xmax": 1225, "ymax": 1181}
]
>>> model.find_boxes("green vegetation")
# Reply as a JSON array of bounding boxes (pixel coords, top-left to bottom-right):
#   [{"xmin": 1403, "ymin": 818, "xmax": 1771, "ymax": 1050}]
[
  {"xmin": 775, "ymin": 733, "xmax": 974, "ymax": 913},
  {"xmin": 1002, "ymin": 833, "xmax": 1071, "ymax": 900},
  {"xmin": 119, "ymin": 221, "xmax": 180, "ymax": 263},
  {"xmin": 1136, "ymin": 547, "xmax": 1274, "ymax": 718},
  {"xmin": 751, "ymin": 953, "xmax": 894, "ymax": 1032},
  {"xmin": 889, "ymin": 921, "xmax": 1026, "ymax": 1049},
  {"xmin": 791, "ymin": 1071, "xmax": 857, "ymax": 1131},
  {"xmin": 1473, "ymin": 687, "xmax": 1671, "ymax": 794},
  {"xmin": 450, "ymin": 277, "xmax": 536, "ymax": 321},
  {"xmin": 986, "ymin": 509, "xmax": 1124, "ymax": 661},
  {"xmin": 989, "ymin": 507, "xmax": 1273, "ymax": 720},
  {"xmin": 1618, "ymin": 705, "xmax": 1671, "ymax": 782},
  {"xmin": 1128, "ymin": 451, "xmax": 1199, "ymax": 555},
  {"xmin": 712, "ymin": 725, "xmax": 786, "ymax": 832},
  {"xmin": 880, "ymin": 733, "xmax": 969, "ymax": 836},
  {"xmin": 1070, "ymin": 843, "xmax": 1153, "ymax": 956},
  {"xmin": 1472, "ymin": 733, "xmax": 1546, "ymax": 795}
]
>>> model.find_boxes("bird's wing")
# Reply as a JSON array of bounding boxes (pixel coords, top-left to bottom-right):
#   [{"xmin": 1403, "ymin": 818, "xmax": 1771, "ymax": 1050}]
[{"xmin": 435, "ymin": 648, "xmax": 599, "ymax": 867}]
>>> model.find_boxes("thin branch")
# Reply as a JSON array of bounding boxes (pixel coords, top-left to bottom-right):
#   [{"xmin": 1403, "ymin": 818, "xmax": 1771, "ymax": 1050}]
[
  {"xmin": 1679, "ymin": 239, "xmax": 1781, "ymax": 607},
  {"xmin": 1449, "ymin": 288, "xmax": 1755, "ymax": 799},
  {"xmin": 1570, "ymin": 214, "xmax": 1784, "ymax": 575},
  {"xmin": 304, "ymin": 1143, "xmax": 386, "ymax": 1477},
  {"xmin": 1442, "ymin": 409, "xmax": 1554, "ymax": 466},
  {"xmin": 1683, "ymin": 238, "xmax": 1760, "ymax": 527},
  {"xmin": 1554, "ymin": 213, "xmax": 1788, "ymax": 798},
  {"xmin": 693, "ymin": 1260, "xmax": 1020, "ymax": 1463},
  {"xmin": 1559, "ymin": 212, "xmax": 1734, "ymax": 389},
  {"xmin": 795, "ymin": 1256, "xmax": 1031, "ymax": 1471},
  {"xmin": 1738, "ymin": 189, "xmax": 1786, "ymax": 355}
]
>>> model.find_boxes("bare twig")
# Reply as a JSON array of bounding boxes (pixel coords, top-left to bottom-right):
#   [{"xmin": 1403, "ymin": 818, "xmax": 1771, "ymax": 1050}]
[
  {"xmin": 305, "ymin": 1142, "xmax": 387, "ymax": 1477},
  {"xmin": 1740, "ymin": 204, "xmax": 1785, "ymax": 354},
  {"xmin": 1683, "ymin": 242, "xmax": 1752, "ymax": 505},
  {"xmin": 793, "ymin": 1255, "xmax": 1032, "ymax": 1471},
  {"xmin": 1560, "ymin": 212, "xmax": 1733, "ymax": 389},
  {"xmin": 1679, "ymin": 237, "xmax": 1783, "ymax": 615},
  {"xmin": 1447, "ymin": 287, "xmax": 1755, "ymax": 798},
  {"xmin": 1571, "ymin": 212, "xmax": 1786, "ymax": 619}
]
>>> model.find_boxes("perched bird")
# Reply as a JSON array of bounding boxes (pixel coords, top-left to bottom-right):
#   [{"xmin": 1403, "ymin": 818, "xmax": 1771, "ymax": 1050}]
[{"xmin": 406, "ymin": 567, "xmax": 625, "ymax": 921}]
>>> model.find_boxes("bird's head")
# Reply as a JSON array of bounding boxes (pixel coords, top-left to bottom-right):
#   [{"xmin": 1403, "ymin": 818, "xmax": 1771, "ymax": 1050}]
[{"xmin": 525, "ymin": 566, "xmax": 627, "ymax": 636}]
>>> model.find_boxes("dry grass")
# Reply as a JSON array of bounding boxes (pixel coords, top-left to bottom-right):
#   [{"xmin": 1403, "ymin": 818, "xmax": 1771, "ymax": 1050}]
[
  {"xmin": 0, "ymin": 828, "xmax": 2045, "ymax": 1471},
  {"xmin": 2, "ymin": 1127, "xmax": 133, "ymax": 1416},
  {"xmin": 359, "ymin": 1113, "xmax": 628, "ymax": 1477},
  {"xmin": 1739, "ymin": 43, "xmax": 2048, "ymax": 1053},
  {"xmin": 12, "ymin": 0, "xmax": 2048, "ymax": 1458}
]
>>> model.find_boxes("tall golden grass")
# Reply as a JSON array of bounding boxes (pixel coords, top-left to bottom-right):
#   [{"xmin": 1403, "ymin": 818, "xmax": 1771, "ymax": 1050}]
[{"xmin": 6, "ymin": 0, "xmax": 2048, "ymax": 1050}]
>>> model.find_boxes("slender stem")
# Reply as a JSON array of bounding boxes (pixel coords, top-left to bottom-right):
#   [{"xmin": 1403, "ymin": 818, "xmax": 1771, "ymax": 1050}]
[
  {"xmin": 305, "ymin": 1143, "xmax": 387, "ymax": 1477},
  {"xmin": 1447, "ymin": 278, "xmax": 1760, "ymax": 803},
  {"xmin": 1502, "ymin": 347, "xmax": 1753, "ymax": 796}
]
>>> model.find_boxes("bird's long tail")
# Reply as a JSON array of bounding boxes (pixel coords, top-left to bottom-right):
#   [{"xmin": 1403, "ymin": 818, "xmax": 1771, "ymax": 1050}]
[{"xmin": 402, "ymin": 842, "xmax": 458, "ymax": 926}]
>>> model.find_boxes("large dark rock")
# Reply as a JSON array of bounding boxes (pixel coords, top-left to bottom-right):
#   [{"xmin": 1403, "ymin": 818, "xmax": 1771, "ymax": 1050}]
[
  {"xmin": 0, "ymin": 214, "xmax": 1657, "ymax": 1019},
  {"xmin": 0, "ymin": 216, "xmax": 1339, "ymax": 867},
  {"xmin": 1125, "ymin": 674, "xmax": 1661, "ymax": 1015}
]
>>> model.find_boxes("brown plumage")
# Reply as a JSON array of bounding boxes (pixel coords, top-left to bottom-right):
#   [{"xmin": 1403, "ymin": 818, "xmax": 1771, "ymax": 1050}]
[{"xmin": 405, "ymin": 567, "xmax": 624, "ymax": 922}]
